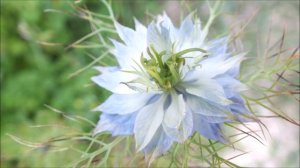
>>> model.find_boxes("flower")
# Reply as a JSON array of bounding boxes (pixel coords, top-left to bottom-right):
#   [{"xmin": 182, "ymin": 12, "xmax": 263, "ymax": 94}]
[{"xmin": 92, "ymin": 12, "xmax": 251, "ymax": 162}]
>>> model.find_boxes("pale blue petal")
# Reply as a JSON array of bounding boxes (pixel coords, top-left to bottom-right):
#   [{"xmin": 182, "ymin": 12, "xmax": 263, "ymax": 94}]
[
  {"xmin": 186, "ymin": 90, "xmax": 250, "ymax": 123},
  {"xmin": 93, "ymin": 93, "xmax": 156, "ymax": 114},
  {"xmin": 180, "ymin": 14, "xmax": 194, "ymax": 35},
  {"xmin": 163, "ymin": 93, "xmax": 186, "ymax": 129},
  {"xmin": 215, "ymin": 75, "xmax": 248, "ymax": 93},
  {"xmin": 228, "ymin": 92, "xmax": 245, "ymax": 104},
  {"xmin": 196, "ymin": 53, "xmax": 246, "ymax": 78},
  {"xmin": 196, "ymin": 106, "xmax": 250, "ymax": 123},
  {"xmin": 178, "ymin": 14, "xmax": 194, "ymax": 45},
  {"xmin": 226, "ymin": 62, "xmax": 241, "ymax": 77},
  {"xmin": 183, "ymin": 75, "xmax": 232, "ymax": 105},
  {"xmin": 193, "ymin": 113, "xmax": 226, "ymax": 142},
  {"xmin": 134, "ymin": 95, "xmax": 166, "ymax": 151},
  {"xmin": 187, "ymin": 93, "xmax": 249, "ymax": 123},
  {"xmin": 197, "ymin": 114, "xmax": 230, "ymax": 123},
  {"xmin": 182, "ymin": 107, "xmax": 194, "ymax": 139},
  {"xmin": 206, "ymin": 36, "xmax": 242, "ymax": 77},
  {"xmin": 186, "ymin": 94, "xmax": 230, "ymax": 117},
  {"xmin": 163, "ymin": 106, "xmax": 193, "ymax": 142},
  {"xmin": 94, "ymin": 112, "xmax": 137, "ymax": 136},
  {"xmin": 207, "ymin": 37, "xmax": 229, "ymax": 57},
  {"xmin": 230, "ymin": 102, "xmax": 249, "ymax": 114},
  {"xmin": 187, "ymin": 92, "xmax": 249, "ymax": 123},
  {"xmin": 229, "ymin": 93, "xmax": 253, "ymax": 122},
  {"xmin": 216, "ymin": 76, "xmax": 250, "ymax": 117},
  {"xmin": 142, "ymin": 126, "xmax": 173, "ymax": 164}
]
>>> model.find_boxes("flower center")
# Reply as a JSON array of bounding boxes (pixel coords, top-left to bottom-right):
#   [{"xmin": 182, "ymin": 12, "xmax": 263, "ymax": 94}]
[{"xmin": 141, "ymin": 45, "xmax": 207, "ymax": 92}]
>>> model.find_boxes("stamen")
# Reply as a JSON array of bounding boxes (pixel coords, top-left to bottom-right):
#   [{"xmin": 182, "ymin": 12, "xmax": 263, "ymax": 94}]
[{"xmin": 139, "ymin": 46, "xmax": 208, "ymax": 92}]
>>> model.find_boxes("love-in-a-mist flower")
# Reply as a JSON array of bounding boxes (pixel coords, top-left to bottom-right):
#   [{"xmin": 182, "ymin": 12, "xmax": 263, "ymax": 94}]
[{"xmin": 92, "ymin": 13, "xmax": 251, "ymax": 162}]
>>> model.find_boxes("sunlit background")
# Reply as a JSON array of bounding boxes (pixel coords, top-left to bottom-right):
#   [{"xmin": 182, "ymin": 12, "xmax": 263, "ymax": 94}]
[{"xmin": 1, "ymin": 0, "xmax": 299, "ymax": 167}]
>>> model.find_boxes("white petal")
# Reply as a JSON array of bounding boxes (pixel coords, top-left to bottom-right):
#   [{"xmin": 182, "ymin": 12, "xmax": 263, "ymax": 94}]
[
  {"xmin": 114, "ymin": 21, "xmax": 147, "ymax": 55},
  {"xmin": 93, "ymin": 93, "xmax": 156, "ymax": 114},
  {"xmin": 133, "ymin": 18, "xmax": 147, "ymax": 52},
  {"xmin": 134, "ymin": 95, "xmax": 166, "ymax": 151},
  {"xmin": 94, "ymin": 66, "xmax": 119, "ymax": 73},
  {"xmin": 91, "ymin": 69, "xmax": 137, "ymax": 94},
  {"xmin": 163, "ymin": 93, "xmax": 186, "ymax": 129},
  {"xmin": 134, "ymin": 18, "xmax": 147, "ymax": 40},
  {"xmin": 110, "ymin": 39, "xmax": 140, "ymax": 69},
  {"xmin": 114, "ymin": 21, "xmax": 136, "ymax": 47}
]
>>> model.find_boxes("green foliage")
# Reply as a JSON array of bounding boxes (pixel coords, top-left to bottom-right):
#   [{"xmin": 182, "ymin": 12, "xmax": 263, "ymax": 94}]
[{"xmin": 1, "ymin": 1, "xmax": 106, "ymax": 167}]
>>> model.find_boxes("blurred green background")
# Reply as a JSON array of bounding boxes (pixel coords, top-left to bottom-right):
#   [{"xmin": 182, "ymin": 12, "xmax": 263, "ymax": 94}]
[
  {"xmin": 1, "ymin": 0, "xmax": 299, "ymax": 167},
  {"xmin": 1, "ymin": 1, "xmax": 100, "ymax": 167}
]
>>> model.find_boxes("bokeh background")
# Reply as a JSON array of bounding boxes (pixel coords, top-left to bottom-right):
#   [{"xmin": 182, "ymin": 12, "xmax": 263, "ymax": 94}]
[{"xmin": 1, "ymin": 0, "xmax": 299, "ymax": 167}]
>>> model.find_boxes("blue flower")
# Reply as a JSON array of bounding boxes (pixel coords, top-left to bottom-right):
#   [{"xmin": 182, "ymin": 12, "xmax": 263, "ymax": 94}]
[{"xmin": 92, "ymin": 13, "xmax": 251, "ymax": 161}]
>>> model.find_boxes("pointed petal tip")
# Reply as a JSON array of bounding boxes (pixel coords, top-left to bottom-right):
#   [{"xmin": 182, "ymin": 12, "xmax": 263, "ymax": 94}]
[
  {"xmin": 133, "ymin": 17, "xmax": 146, "ymax": 29},
  {"xmin": 92, "ymin": 126, "xmax": 103, "ymax": 137},
  {"xmin": 135, "ymin": 140, "xmax": 145, "ymax": 152},
  {"xmin": 137, "ymin": 140, "xmax": 149, "ymax": 152},
  {"xmin": 113, "ymin": 20, "xmax": 122, "ymax": 28},
  {"xmin": 91, "ymin": 105, "xmax": 102, "ymax": 112},
  {"xmin": 92, "ymin": 130, "xmax": 98, "ymax": 137},
  {"xmin": 90, "ymin": 76, "xmax": 98, "ymax": 83}
]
